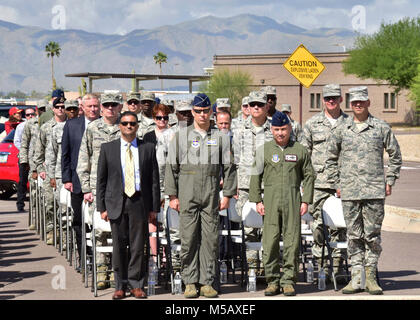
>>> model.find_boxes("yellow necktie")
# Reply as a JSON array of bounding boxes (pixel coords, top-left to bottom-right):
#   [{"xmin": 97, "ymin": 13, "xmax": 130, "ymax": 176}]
[{"xmin": 125, "ymin": 144, "xmax": 135, "ymax": 197}]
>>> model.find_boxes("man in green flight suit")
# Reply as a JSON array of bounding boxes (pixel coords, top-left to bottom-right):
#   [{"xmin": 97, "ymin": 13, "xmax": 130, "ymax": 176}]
[
  {"xmin": 165, "ymin": 93, "xmax": 237, "ymax": 299},
  {"xmin": 249, "ymin": 111, "xmax": 315, "ymax": 296}
]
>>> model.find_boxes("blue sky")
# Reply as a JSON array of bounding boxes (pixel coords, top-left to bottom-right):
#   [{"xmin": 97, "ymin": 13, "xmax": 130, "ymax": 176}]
[{"xmin": 0, "ymin": 0, "xmax": 418, "ymax": 34}]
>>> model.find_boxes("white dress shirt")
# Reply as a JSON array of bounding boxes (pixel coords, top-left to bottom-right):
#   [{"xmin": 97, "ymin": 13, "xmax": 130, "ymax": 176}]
[
  {"xmin": 120, "ymin": 138, "xmax": 140, "ymax": 192},
  {"xmin": 13, "ymin": 121, "xmax": 26, "ymax": 150}
]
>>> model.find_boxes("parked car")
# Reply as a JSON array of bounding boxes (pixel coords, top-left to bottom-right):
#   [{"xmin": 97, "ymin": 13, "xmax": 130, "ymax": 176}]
[{"xmin": 0, "ymin": 129, "xmax": 20, "ymax": 199}]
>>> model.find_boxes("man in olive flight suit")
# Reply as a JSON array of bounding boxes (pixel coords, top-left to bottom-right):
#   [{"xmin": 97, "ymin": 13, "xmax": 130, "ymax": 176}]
[
  {"xmin": 249, "ymin": 111, "xmax": 315, "ymax": 296},
  {"xmin": 165, "ymin": 93, "xmax": 237, "ymax": 299}
]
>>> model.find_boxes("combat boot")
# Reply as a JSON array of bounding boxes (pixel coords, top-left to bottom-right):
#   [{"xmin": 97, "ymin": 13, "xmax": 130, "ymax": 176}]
[
  {"xmin": 97, "ymin": 265, "xmax": 109, "ymax": 290},
  {"xmin": 342, "ymin": 267, "xmax": 363, "ymax": 294},
  {"xmin": 282, "ymin": 284, "xmax": 296, "ymax": 296},
  {"xmin": 200, "ymin": 285, "xmax": 218, "ymax": 298},
  {"xmin": 184, "ymin": 284, "xmax": 198, "ymax": 298},
  {"xmin": 264, "ymin": 284, "xmax": 280, "ymax": 296},
  {"xmin": 365, "ymin": 267, "xmax": 383, "ymax": 295}
]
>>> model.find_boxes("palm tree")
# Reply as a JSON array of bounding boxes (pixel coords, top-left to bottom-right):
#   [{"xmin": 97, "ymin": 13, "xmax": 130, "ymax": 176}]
[
  {"xmin": 45, "ymin": 41, "xmax": 61, "ymax": 90},
  {"xmin": 153, "ymin": 51, "xmax": 168, "ymax": 90}
]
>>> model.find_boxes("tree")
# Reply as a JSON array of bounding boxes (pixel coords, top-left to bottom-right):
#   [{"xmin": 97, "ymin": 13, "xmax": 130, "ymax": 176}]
[
  {"xmin": 409, "ymin": 52, "xmax": 420, "ymax": 124},
  {"xmin": 45, "ymin": 41, "xmax": 62, "ymax": 91},
  {"xmin": 153, "ymin": 52, "xmax": 168, "ymax": 90},
  {"xmin": 343, "ymin": 17, "xmax": 420, "ymax": 93},
  {"xmin": 199, "ymin": 69, "xmax": 253, "ymax": 116}
]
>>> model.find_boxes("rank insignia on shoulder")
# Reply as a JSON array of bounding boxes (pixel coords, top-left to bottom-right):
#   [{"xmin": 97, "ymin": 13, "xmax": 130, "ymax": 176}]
[
  {"xmin": 272, "ymin": 154, "xmax": 280, "ymax": 163},
  {"xmin": 285, "ymin": 154, "xmax": 297, "ymax": 162},
  {"xmin": 191, "ymin": 140, "xmax": 200, "ymax": 148}
]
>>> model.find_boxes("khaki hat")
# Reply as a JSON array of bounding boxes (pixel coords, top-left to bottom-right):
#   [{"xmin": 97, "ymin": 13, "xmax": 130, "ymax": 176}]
[
  {"xmin": 37, "ymin": 99, "xmax": 48, "ymax": 109},
  {"xmin": 161, "ymin": 98, "xmax": 174, "ymax": 107},
  {"xmin": 140, "ymin": 91, "xmax": 155, "ymax": 102},
  {"xmin": 322, "ymin": 84, "xmax": 342, "ymax": 98},
  {"xmin": 248, "ymin": 91, "xmax": 267, "ymax": 104},
  {"xmin": 261, "ymin": 86, "xmax": 276, "ymax": 95},
  {"xmin": 242, "ymin": 96, "xmax": 250, "ymax": 105},
  {"xmin": 281, "ymin": 104, "xmax": 291, "ymax": 113},
  {"xmin": 349, "ymin": 86, "xmax": 369, "ymax": 102},
  {"xmin": 64, "ymin": 100, "xmax": 79, "ymax": 109},
  {"xmin": 175, "ymin": 99, "xmax": 193, "ymax": 112},
  {"xmin": 216, "ymin": 98, "xmax": 231, "ymax": 109},
  {"xmin": 126, "ymin": 92, "xmax": 141, "ymax": 102},
  {"xmin": 101, "ymin": 92, "xmax": 123, "ymax": 104}
]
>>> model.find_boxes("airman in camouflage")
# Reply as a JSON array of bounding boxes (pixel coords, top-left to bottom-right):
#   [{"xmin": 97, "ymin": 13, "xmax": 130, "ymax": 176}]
[
  {"xmin": 325, "ymin": 86, "xmax": 402, "ymax": 295},
  {"xmin": 300, "ymin": 84, "xmax": 349, "ymax": 279},
  {"xmin": 280, "ymin": 104, "xmax": 302, "ymax": 142},
  {"xmin": 76, "ymin": 92, "xmax": 122, "ymax": 289},
  {"xmin": 260, "ymin": 86, "xmax": 277, "ymax": 118},
  {"xmin": 137, "ymin": 91, "xmax": 156, "ymax": 138},
  {"xmin": 231, "ymin": 96, "xmax": 250, "ymax": 130},
  {"xmin": 232, "ymin": 90, "xmax": 272, "ymax": 270}
]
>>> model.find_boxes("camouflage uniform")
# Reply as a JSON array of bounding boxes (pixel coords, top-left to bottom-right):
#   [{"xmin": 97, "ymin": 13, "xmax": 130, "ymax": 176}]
[
  {"xmin": 33, "ymin": 118, "xmax": 59, "ymax": 233},
  {"xmin": 300, "ymin": 85, "xmax": 349, "ymax": 268},
  {"xmin": 19, "ymin": 116, "xmax": 40, "ymax": 225},
  {"xmin": 280, "ymin": 104, "xmax": 302, "ymax": 142},
  {"xmin": 232, "ymin": 91, "xmax": 272, "ymax": 269},
  {"xmin": 46, "ymin": 121, "xmax": 66, "ymax": 201},
  {"xmin": 138, "ymin": 91, "xmax": 156, "ymax": 138},
  {"xmin": 326, "ymin": 113, "xmax": 402, "ymax": 270},
  {"xmin": 77, "ymin": 116, "xmax": 121, "ymax": 266}
]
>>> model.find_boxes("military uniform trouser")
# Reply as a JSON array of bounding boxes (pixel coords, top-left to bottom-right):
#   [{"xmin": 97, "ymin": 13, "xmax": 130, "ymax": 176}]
[
  {"xmin": 310, "ymin": 188, "xmax": 346, "ymax": 259},
  {"xmin": 29, "ymin": 176, "xmax": 37, "ymax": 222},
  {"xmin": 41, "ymin": 180, "xmax": 55, "ymax": 233},
  {"xmin": 262, "ymin": 198, "xmax": 301, "ymax": 287},
  {"xmin": 236, "ymin": 189, "xmax": 262, "ymax": 267},
  {"xmin": 180, "ymin": 207, "xmax": 219, "ymax": 286},
  {"xmin": 342, "ymin": 199, "xmax": 385, "ymax": 270}
]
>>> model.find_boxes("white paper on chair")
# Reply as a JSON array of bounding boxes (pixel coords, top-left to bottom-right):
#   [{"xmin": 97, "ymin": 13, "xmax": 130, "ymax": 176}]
[
  {"xmin": 59, "ymin": 185, "xmax": 71, "ymax": 207},
  {"xmin": 322, "ymin": 196, "xmax": 346, "ymax": 229},
  {"xmin": 242, "ymin": 201, "xmax": 263, "ymax": 228},
  {"xmin": 94, "ymin": 211, "xmax": 111, "ymax": 232},
  {"xmin": 83, "ymin": 202, "xmax": 92, "ymax": 226}
]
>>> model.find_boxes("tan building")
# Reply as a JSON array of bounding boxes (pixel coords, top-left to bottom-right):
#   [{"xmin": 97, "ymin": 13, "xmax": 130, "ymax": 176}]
[{"xmin": 212, "ymin": 52, "xmax": 416, "ymax": 125}]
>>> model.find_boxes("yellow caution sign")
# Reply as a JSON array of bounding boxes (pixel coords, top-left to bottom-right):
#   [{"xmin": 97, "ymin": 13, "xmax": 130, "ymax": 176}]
[{"xmin": 283, "ymin": 44, "xmax": 325, "ymax": 88}]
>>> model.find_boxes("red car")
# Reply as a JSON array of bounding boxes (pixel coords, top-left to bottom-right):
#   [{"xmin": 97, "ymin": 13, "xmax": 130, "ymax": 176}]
[{"xmin": 0, "ymin": 129, "xmax": 20, "ymax": 199}]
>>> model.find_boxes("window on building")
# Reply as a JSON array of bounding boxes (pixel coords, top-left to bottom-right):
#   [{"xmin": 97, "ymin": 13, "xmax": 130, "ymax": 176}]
[
  {"xmin": 384, "ymin": 92, "xmax": 397, "ymax": 110},
  {"xmin": 345, "ymin": 93, "xmax": 351, "ymax": 110},
  {"xmin": 310, "ymin": 93, "xmax": 322, "ymax": 110}
]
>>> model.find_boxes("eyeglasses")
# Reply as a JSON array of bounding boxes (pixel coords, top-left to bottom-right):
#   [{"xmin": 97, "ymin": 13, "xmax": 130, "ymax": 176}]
[
  {"xmin": 249, "ymin": 102, "xmax": 266, "ymax": 108},
  {"xmin": 54, "ymin": 105, "xmax": 65, "ymax": 109},
  {"xmin": 128, "ymin": 100, "xmax": 139, "ymax": 105},
  {"xmin": 25, "ymin": 112, "xmax": 35, "ymax": 117},
  {"xmin": 178, "ymin": 111, "xmax": 191, "ymax": 116},
  {"xmin": 120, "ymin": 121, "xmax": 138, "ymax": 127},
  {"xmin": 103, "ymin": 103, "xmax": 119, "ymax": 108},
  {"xmin": 66, "ymin": 107, "xmax": 79, "ymax": 112},
  {"xmin": 155, "ymin": 116, "xmax": 169, "ymax": 121},
  {"xmin": 193, "ymin": 108, "xmax": 211, "ymax": 114}
]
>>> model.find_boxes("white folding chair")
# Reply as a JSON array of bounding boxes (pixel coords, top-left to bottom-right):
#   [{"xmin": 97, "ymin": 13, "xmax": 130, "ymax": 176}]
[
  {"xmin": 321, "ymin": 196, "xmax": 350, "ymax": 291},
  {"xmin": 81, "ymin": 202, "xmax": 93, "ymax": 288}
]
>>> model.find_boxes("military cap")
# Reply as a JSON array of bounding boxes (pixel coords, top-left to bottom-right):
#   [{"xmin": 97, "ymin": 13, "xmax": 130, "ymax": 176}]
[
  {"xmin": 349, "ymin": 86, "xmax": 369, "ymax": 102},
  {"xmin": 193, "ymin": 93, "xmax": 211, "ymax": 108},
  {"xmin": 271, "ymin": 111, "xmax": 290, "ymax": 127},
  {"xmin": 261, "ymin": 86, "xmax": 276, "ymax": 95},
  {"xmin": 52, "ymin": 89, "xmax": 65, "ymax": 99},
  {"xmin": 140, "ymin": 91, "xmax": 155, "ymax": 102},
  {"xmin": 161, "ymin": 98, "xmax": 174, "ymax": 107},
  {"xmin": 37, "ymin": 99, "xmax": 48, "ymax": 109},
  {"xmin": 242, "ymin": 96, "xmax": 250, "ymax": 106},
  {"xmin": 248, "ymin": 91, "xmax": 267, "ymax": 104},
  {"xmin": 175, "ymin": 99, "xmax": 193, "ymax": 112},
  {"xmin": 281, "ymin": 104, "xmax": 292, "ymax": 113},
  {"xmin": 322, "ymin": 84, "xmax": 342, "ymax": 98},
  {"xmin": 101, "ymin": 92, "xmax": 123, "ymax": 104},
  {"xmin": 53, "ymin": 96, "xmax": 66, "ymax": 107},
  {"xmin": 216, "ymin": 98, "xmax": 231, "ymax": 109},
  {"xmin": 64, "ymin": 100, "xmax": 79, "ymax": 109},
  {"xmin": 155, "ymin": 97, "xmax": 161, "ymax": 104},
  {"xmin": 126, "ymin": 92, "xmax": 141, "ymax": 102}
]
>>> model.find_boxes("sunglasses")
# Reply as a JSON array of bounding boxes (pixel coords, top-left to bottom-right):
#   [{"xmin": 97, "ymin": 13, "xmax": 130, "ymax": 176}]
[
  {"xmin": 128, "ymin": 100, "xmax": 139, "ymax": 105},
  {"xmin": 193, "ymin": 108, "xmax": 211, "ymax": 114},
  {"xmin": 120, "ymin": 121, "xmax": 138, "ymax": 127},
  {"xmin": 249, "ymin": 102, "xmax": 266, "ymax": 108},
  {"xmin": 66, "ymin": 107, "xmax": 79, "ymax": 112},
  {"xmin": 155, "ymin": 116, "xmax": 169, "ymax": 121},
  {"xmin": 324, "ymin": 96, "xmax": 340, "ymax": 102},
  {"xmin": 103, "ymin": 103, "xmax": 119, "ymax": 108},
  {"xmin": 25, "ymin": 112, "xmax": 35, "ymax": 117},
  {"xmin": 178, "ymin": 111, "xmax": 191, "ymax": 116},
  {"xmin": 54, "ymin": 105, "xmax": 65, "ymax": 109}
]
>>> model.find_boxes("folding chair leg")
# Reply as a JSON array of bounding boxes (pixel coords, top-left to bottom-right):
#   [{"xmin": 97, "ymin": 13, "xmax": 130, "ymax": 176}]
[
  {"xmin": 53, "ymin": 194, "xmax": 57, "ymax": 248},
  {"xmin": 59, "ymin": 203, "xmax": 63, "ymax": 254}
]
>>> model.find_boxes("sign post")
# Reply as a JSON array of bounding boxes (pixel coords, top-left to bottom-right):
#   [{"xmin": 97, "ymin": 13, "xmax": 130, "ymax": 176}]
[{"xmin": 283, "ymin": 44, "xmax": 325, "ymax": 125}]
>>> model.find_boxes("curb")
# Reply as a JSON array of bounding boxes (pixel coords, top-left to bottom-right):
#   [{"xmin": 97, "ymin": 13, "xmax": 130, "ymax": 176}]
[{"xmin": 382, "ymin": 205, "xmax": 420, "ymax": 234}]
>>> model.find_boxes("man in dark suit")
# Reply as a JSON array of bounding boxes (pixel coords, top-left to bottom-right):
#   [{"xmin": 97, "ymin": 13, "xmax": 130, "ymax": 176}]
[
  {"xmin": 61, "ymin": 93, "xmax": 101, "ymax": 269},
  {"xmin": 96, "ymin": 111, "xmax": 160, "ymax": 300}
]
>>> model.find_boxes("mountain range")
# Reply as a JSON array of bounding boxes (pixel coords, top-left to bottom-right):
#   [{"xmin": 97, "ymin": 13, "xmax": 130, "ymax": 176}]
[{"xmin": 0, "ymin": 14, "xmax": 356, "ymax": 93}]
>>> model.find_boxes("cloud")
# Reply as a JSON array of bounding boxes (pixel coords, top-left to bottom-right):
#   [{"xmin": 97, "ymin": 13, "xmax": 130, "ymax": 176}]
[{"xmin": 0, "ymin": 5, "xmax": 19, "ymax": 24}]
